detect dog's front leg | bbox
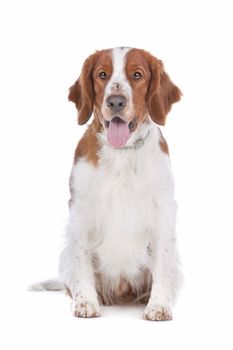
[144,199,179,321]
[60,210,100,318]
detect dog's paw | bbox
[143,304,172,321]
[72,299,101,318]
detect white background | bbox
[0,0,233,349]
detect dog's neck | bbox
[97,119,152,151]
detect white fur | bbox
[101,47,134,122]
[34,47,182,321]
[105,47,132,95]
[59,120,182,319]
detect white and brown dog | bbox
[34,47,183,321]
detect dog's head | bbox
[69,47,182,148]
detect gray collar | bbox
[124,130,150,150]
[98,130,150,150]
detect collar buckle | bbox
[133,137,145,149]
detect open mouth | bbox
[104,117,137,148]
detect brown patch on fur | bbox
[68,50,112,125]
[144,50,182,125]
[116,278,131,297]
[92,51,113,121]
[74,118,102,166]
[65,285,72,299]
[159,138,169,155]
[125,49,151,127]
[125,49,182,126]
[94,270,152,305]
[158,128,169,155]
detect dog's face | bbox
[69,47,181,148]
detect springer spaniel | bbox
[35,47,183,321]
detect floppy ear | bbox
[147,57,182,125]
[68,52,100,125]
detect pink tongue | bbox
[107,117,130,148]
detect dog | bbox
[33,47,183,321]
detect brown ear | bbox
[68,52,100,125]
[147,57,182,125]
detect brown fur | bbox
[159,139,169,155]
[159,136,169,156]
[68,50,107,125]
[69,48,181,166]
[158,128,169,155]
[125,49,151,127]
[74,118,102,165]
[141,49,182,126]
[65,285,72,298]
[92,50,113,114]
[116,278,131,297]
[125,49,182,126]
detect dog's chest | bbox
[94,145,154,225]
[89,146,157,277]
[71,128,171,279]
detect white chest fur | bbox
[69,123,174,287]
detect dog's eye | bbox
[133,72,142,80]
[99,71,107,79]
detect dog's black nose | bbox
[106,95,127,113]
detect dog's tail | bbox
[29,278,65,292]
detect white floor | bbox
[1,286,231,350]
